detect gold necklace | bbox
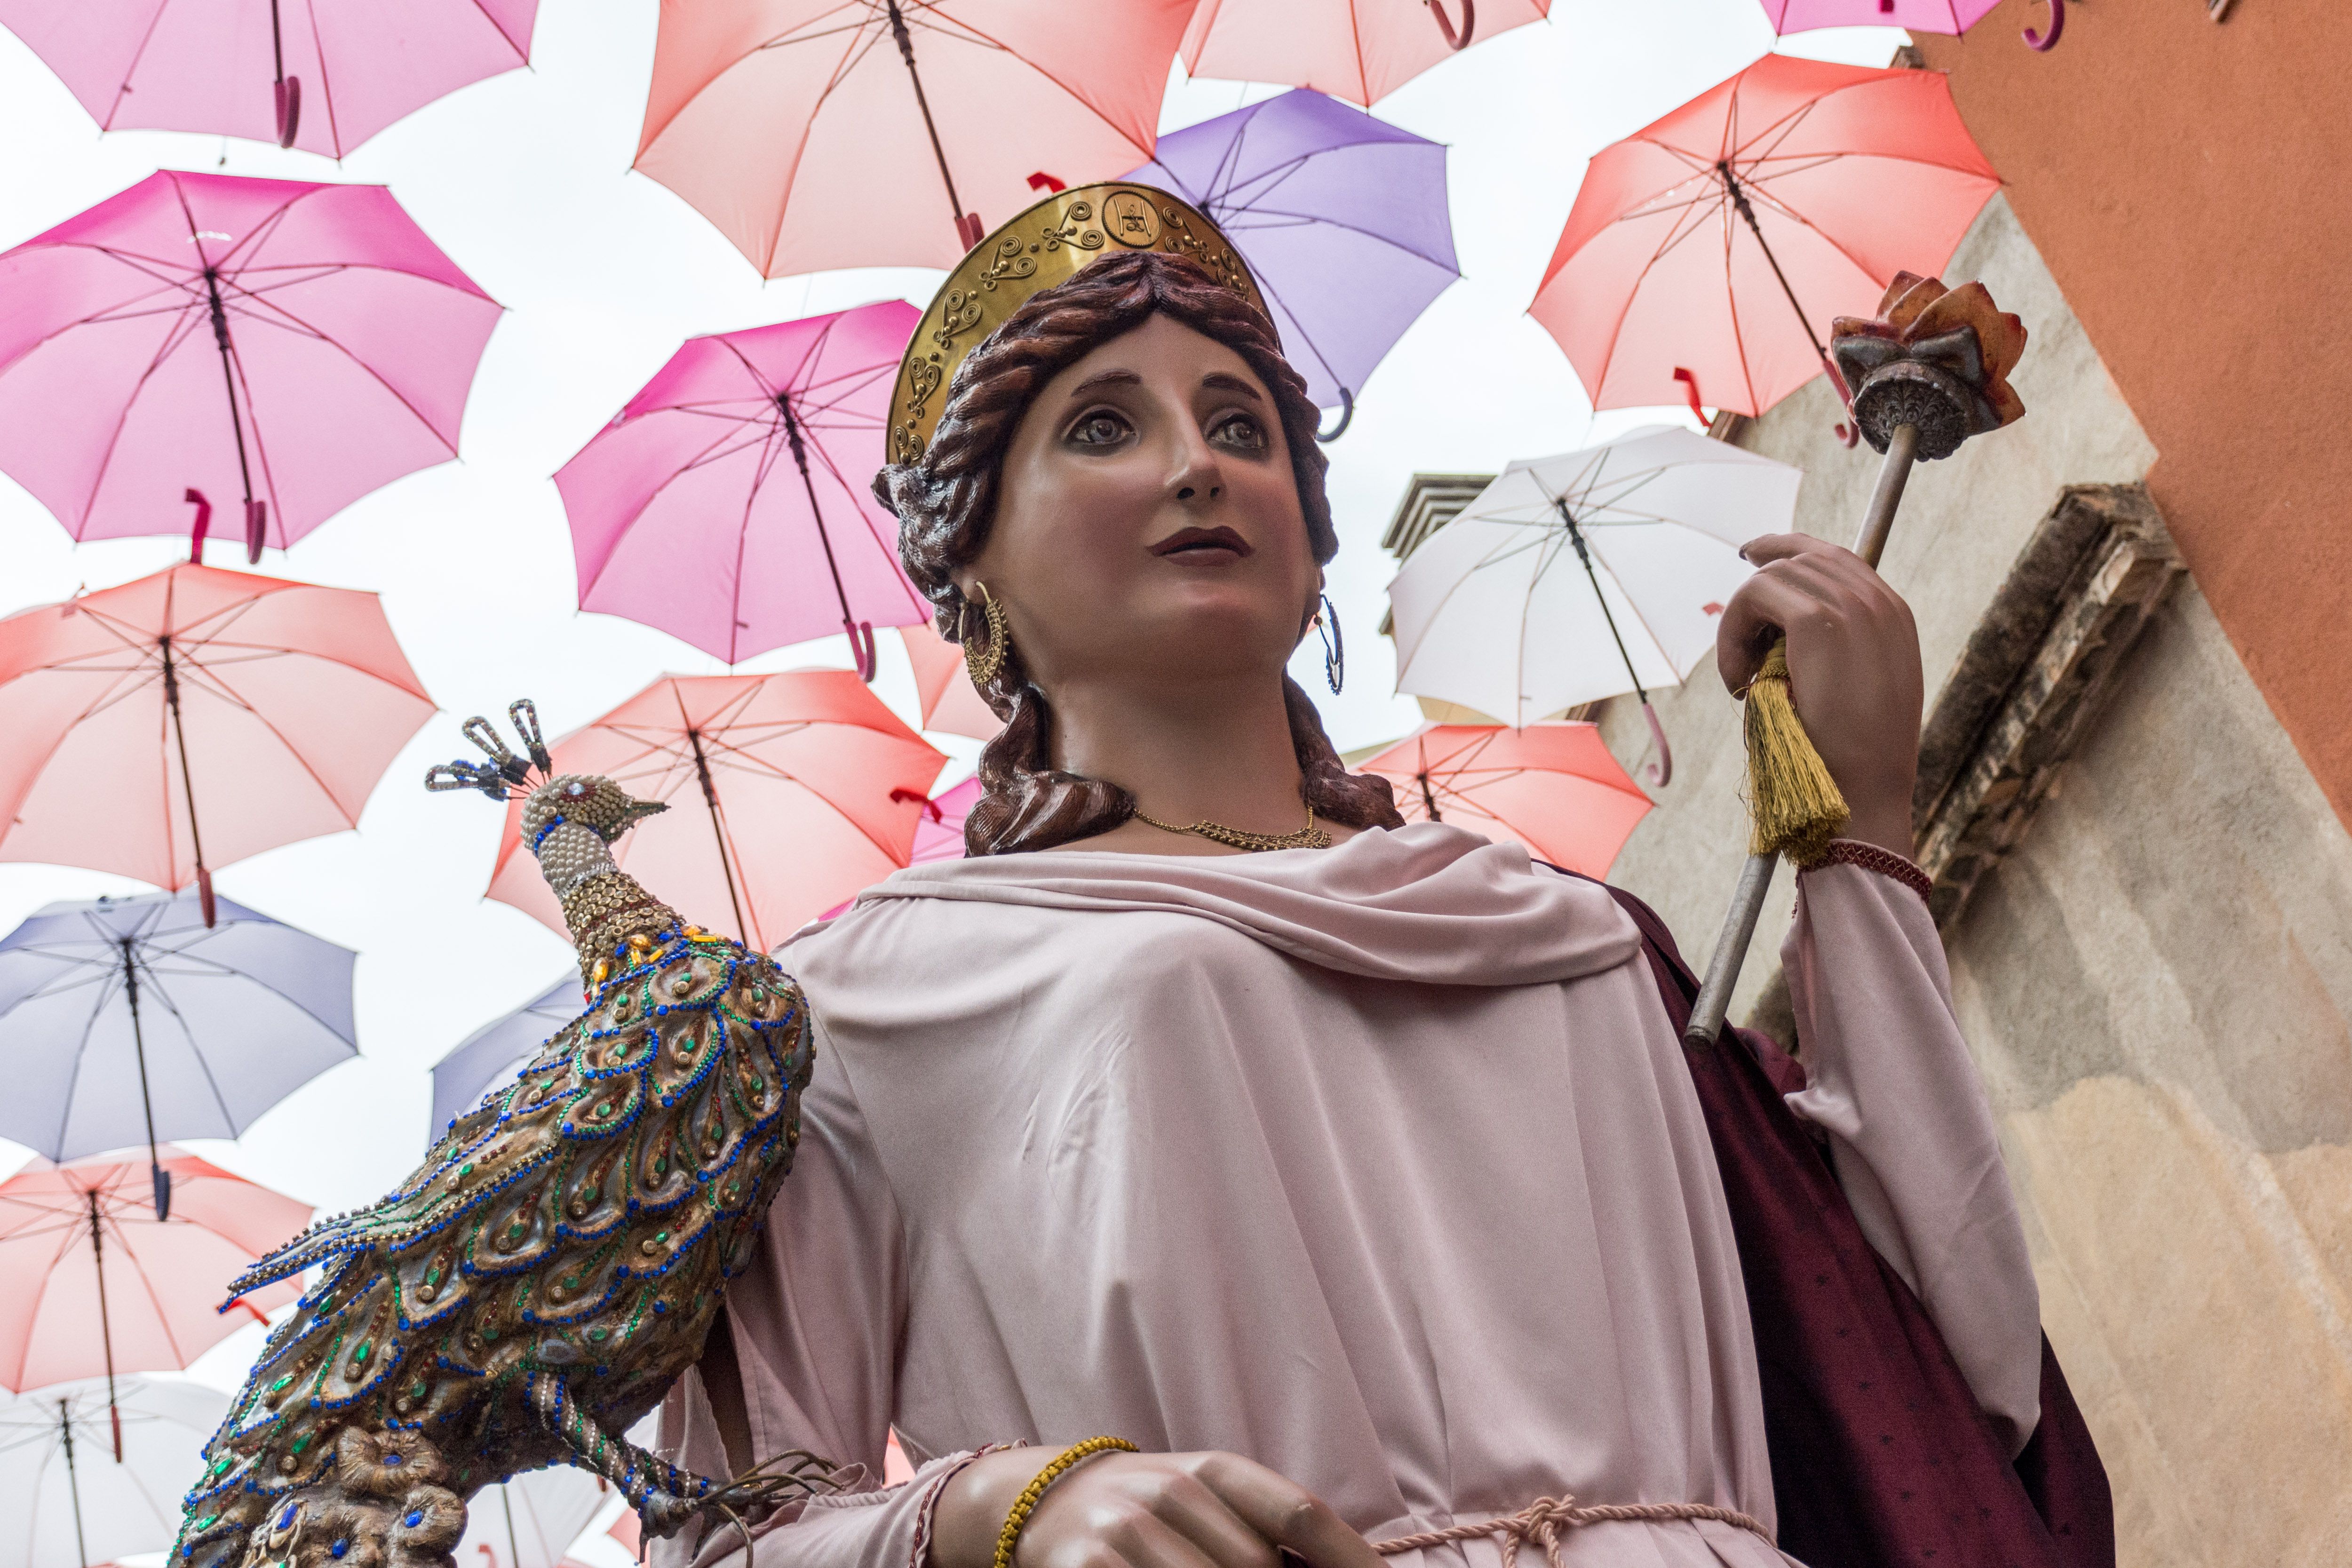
[1131,801,1332,852]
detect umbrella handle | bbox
[846,619,878,682]
[1315,388,1355,444]
[1673,368,1707,427]
[1426,0,1476,50]
[197,867,216,929]
[244,499,268,563]
[275,76,301,146]
[184,489,212,563]
[2024,0,2064,49]
[1640,700,1673,789]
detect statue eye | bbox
[1068,411,1129,447]
[1211,414,1265,451]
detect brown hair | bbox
[874,250,1402,855]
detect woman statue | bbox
[644,193,2103,1568]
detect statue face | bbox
[959,313,1319,697]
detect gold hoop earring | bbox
[960,582,1009,688]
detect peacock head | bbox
[523,774,667,844]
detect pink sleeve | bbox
[653,1029,976,1568]
[1779,850,2043,1455]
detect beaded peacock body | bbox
[175,704,831,1568]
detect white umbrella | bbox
[458,1417,653,1568]
[0,1376,227,1568]
[1387,426,1802,781]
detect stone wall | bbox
[1597,196,2352,1562]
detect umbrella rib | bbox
[135,957,274,1132]
[923,8,1159,159]
[57,300,209,533]
[212,276,467,459]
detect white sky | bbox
[0,0,1898,1434]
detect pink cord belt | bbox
[1371,1495,1775,1568]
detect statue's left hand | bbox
[1715,532,1923,859]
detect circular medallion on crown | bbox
[1102,190,1160,247]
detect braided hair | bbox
[874,250,1402,856]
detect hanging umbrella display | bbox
[556,302,930,674]
[1386,426,1801,759]
[0,1150,309,1457]
[1180,0,1550,107]
[428,973,579,1136]
[457,1461,612,1568]
[1123,88,1459,434]
[0,170,501,560]
[1757,0,2062,50]
[1357,723,1652,877]
[480,674,945,953]
[634,0,1195,275]
[0,0,536,155]
[0,1376,229,1568]
[899,621,1002,740]
[1530,55,1998,423]
[0,563,435,923]
[0,889,356,1222]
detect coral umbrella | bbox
[899,621,1001,740]
[0,0,535,156]
[0,1150,310,1458]
[0,888,357,1219]
[0,562,437,922]
[1531,55,1998,420]
[1124,88,1459,428]
[633,0,1196,276]
[427,972,578,1136]
[556,302,930,672]
[818,775,976,919]
[484,674,946,953]
[0,1376,230,1568]
[1358,723,1652,877]
[0,171,501,558]
[1181,0,1549,107]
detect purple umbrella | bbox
[1126,88,1460,438]
[0,0,537,155]
[428,972,577,1138]
[0,889,357,1220]
[556,301,931,673]
[0,170,501,561]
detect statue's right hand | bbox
[932,1449,1386,1568]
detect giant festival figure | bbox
[175,187,2111,1568]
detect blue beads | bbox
[383,1450,404,1465]
[278,1505,298,1530]
[404,1512,424,1529]
[331,1541,350,1559]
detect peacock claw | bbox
[683,1450,846,1555]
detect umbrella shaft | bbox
[121,941,164,1169]
[86,1193,122,1462]
[61,1401,88,1568]
[1682,424,1919,1046]
[781,401,860,635]
[160,642,212,876]
[1561,512,1648,706]
[1717,164,1841,391]
[201,273,259,509]
[686,731,753,946]
[886,0,969,227]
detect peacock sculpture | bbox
[175,702,833,1568]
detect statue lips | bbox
[1148,525,1254,564]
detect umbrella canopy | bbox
[0,563,436,915]
[913,775,981,864]
[0,1376,229,1568]
[0,170,501,557]
[1387,426,1800,730]
[486,673,946,953]
[1531,55,1999,418]
[0,1149,309,1399]
[1757,0,1999,33]
[0,889,356,1217]
[0,0,535,157]
[1357,723,1651,878]
[1124,88,1459,422]
[428,974,578,1136]
[899,622,1001,741]
[1180,0,1550,107]
[457,1463,611,1568]
[556,302,930,670]
[635,0,1195,276]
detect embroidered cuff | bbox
[1808,839,1933,906]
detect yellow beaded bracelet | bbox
[991,1437,1139,1568]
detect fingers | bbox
[1186,1454,1387,1568]
[1715,534,1911,695]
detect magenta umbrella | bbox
[1757,1,2062,49]
[556,302,930,673]
[0,170,501,561]
[0,0,536,154]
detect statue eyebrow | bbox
[1200,372,1264,403]
[1066,369,1141,399]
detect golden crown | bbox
[888,182,1269,467]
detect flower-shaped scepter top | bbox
[1829,272,2027,460]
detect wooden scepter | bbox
[1683,272,2029,1047]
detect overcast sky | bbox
[0,0,1899,1420]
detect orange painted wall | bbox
[1917,0,2352,825]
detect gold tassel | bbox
[1742,639,1847,868]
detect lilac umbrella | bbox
[556,301,930,672]
[1125,88,1459,437]
[0,171,501,560]
[427,973,577,1138]
[0,0,536,155]
[0,889,357,1219]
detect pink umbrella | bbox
[0,1148,310,1457]
[0,563,436,923]
[0,170,501,560]
[1180,0,1550,108]
[1356,723,1652,878]
[634,0,1195,275]
[485,673,946,952]
[899,621,1002,740]
[0,0,537,155]
[556,303,930,673]
[1757,0,2062,50]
